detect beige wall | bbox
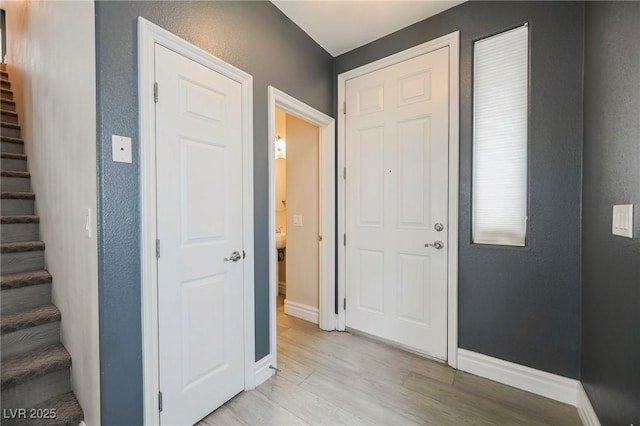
[3,1,100,424]
[285,114,319,310]
[275,109,287,285]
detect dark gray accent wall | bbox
[335,1,584,378]
[582,2,640,424]
[95,2,332,424]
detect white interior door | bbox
[345,47,450,360]
[155,43,244,425]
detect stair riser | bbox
[0,223,39,243]
[1,101,16,112]
[0,250,44,275]
[1,322,59,361]
[1,112,19,124]
[1,126,20,138]
[0,369,71,410]
[0,177,30,192]
[1,141,24,153]
[0,81,9,90]
[1,283,52,315]
[1,199,34,215]
[1,90,13,101]
[0,158,27,171]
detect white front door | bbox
[155,43,245,425]
[345,47,450,360]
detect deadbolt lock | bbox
[434,223,444,232]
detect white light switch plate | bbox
[293,215,303,227]
[112,135,132,163]
[612,204,633,238]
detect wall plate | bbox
[612,204,633,238]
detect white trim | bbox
[278,281,286,296]
[457,349,578,406]
[336,31,460,368]
[576,382,601,426]
[284,299,319,324]
[138,17,255,426]
[254,355,275,388]
[268,86,336,371]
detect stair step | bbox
[2,320,59,362]
[0,176,30,191]
[1,198,34,215]
[0,344,72,409]
[0,78,10,89]
[1,191,36,200]
[1,120,21,138]
[1,170,29,178]
[1,135,24,154]
[1,97,16,112]
[1,108,19,124]
[1,392,85,426]
[1,303,59,334]
[1,270,53,290]
[0,241,44,274]
[1,151,27,171]
[0,69,8,78]
[0,216,40,243]
[1,87,13,100]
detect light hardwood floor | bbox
[199,297,581,425]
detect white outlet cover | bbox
[612,204,633,238]
[112,135,133,163]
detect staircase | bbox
[1,64,84,425]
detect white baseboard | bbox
[278,281,286,295]
[457,349,578,406]
[576,382,601,426]
[284,299,319,324]
[254,355,274,387]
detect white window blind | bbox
[473,25,529,246]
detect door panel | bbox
[345,47,449,359]
[155,43,244,425]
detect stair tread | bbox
[25,392,84,426]
[1,170,30,178]
[0,343,70,387]
[0,97,15,104]
[1,191,36,200]
[1,270,52,290]
[1,109,18,116]
[1,215,40,224]
[1,151,27,160]
[0,241,45,253]
[1,304,60,335]
[1,135,24,143]
[1,121,20,129]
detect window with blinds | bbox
[472,25,529,246]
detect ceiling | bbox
[270,1,465,57]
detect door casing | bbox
[266,87,336,381]
[138,17,255,425]
[337,31,460,368]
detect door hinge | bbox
[343,233,346,246]
[156,239,160,258]
[343,298,346,310]
[319,235,323,242]
[343,167,346,180]
[343,101,346,115]
[158,391,163,412]
[154,82,159,103]
[243,250,246,259]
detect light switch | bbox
[612,204,633,238]
[112,135,132,163]
[293,214,303,227]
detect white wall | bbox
[3,1,100,424]
[285,114,319,311]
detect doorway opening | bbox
[266,87,335,380]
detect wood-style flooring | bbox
[199,297,581,425]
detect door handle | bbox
[425,241,444,250]
[224,251,242,262]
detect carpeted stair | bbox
[1,64,84,425]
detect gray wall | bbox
[95,2,332,424]
[335,1,584,378]
[582,2,640,424]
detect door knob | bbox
[224,251,242,262]
[425,241,444,250]
[434,222,444,232]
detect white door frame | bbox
[337,31,460,369]
[267,86,336,370]
[138,17,255,425]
